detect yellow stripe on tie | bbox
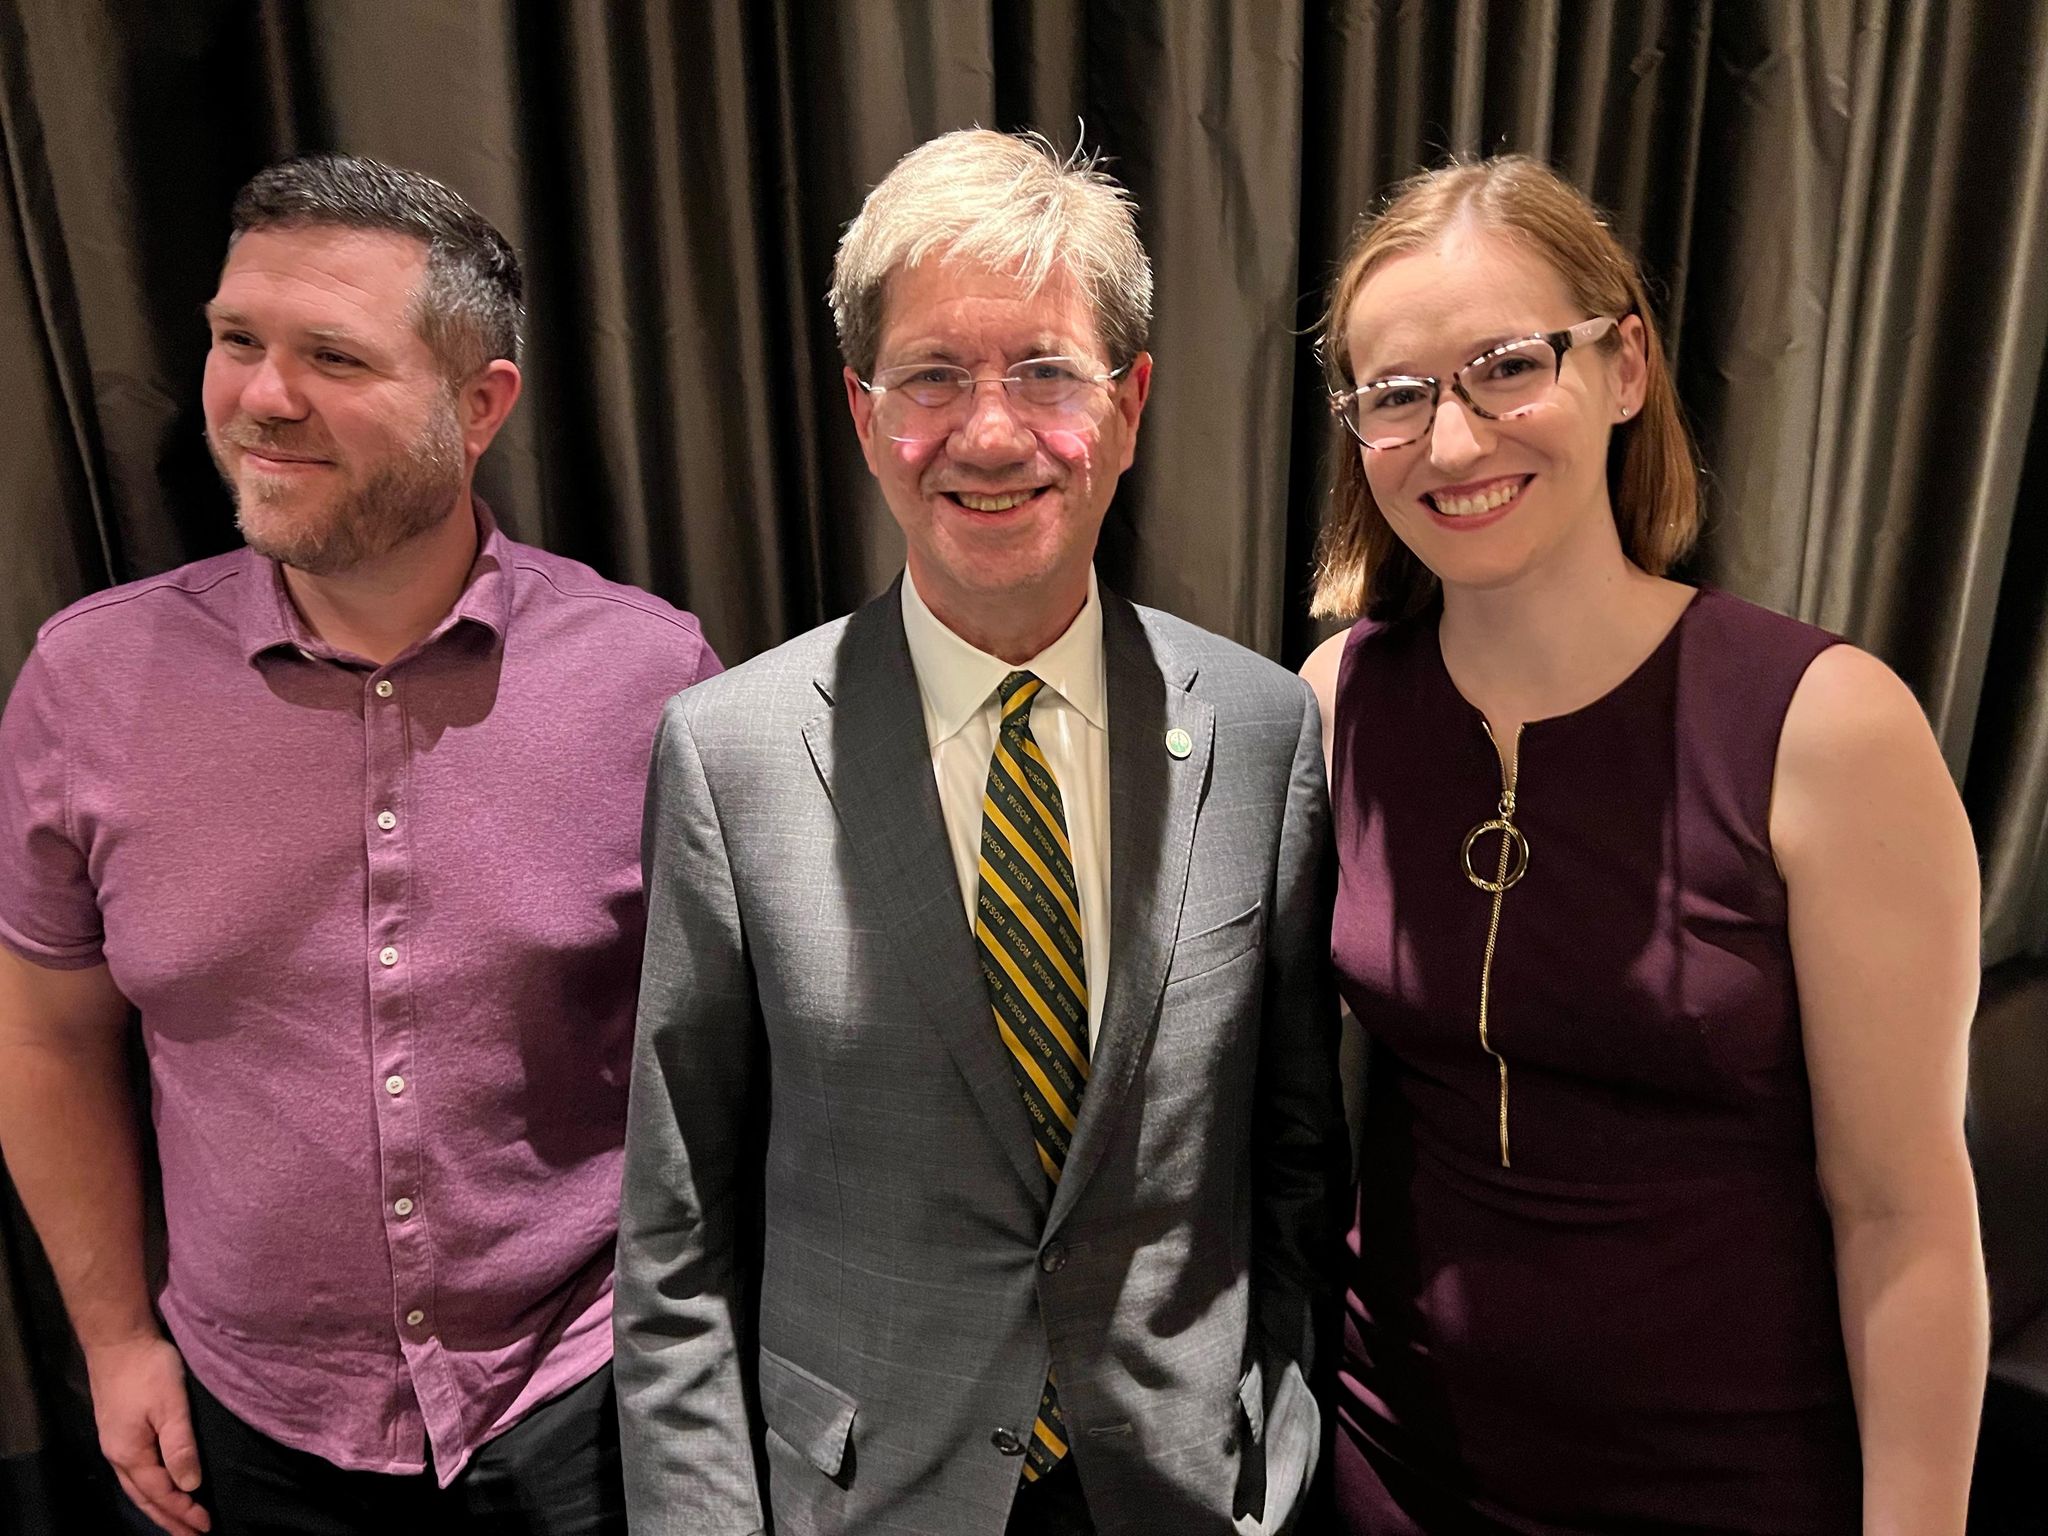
[1032,1417,1070,1458]
[982,791,1080,915]
[977,857,1086,1008]
[1036,1142,1061,1181]
[983,800,1083,932]
[995,740,1071,859]
[1021,735,1058,780]
[1002,679,1043,721]
[978,933,1089,1097]
[992,1012,1078,1132]
[978,922,1089,1092]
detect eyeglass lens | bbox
[872,359,1105,437]
[1346,336,1562,449]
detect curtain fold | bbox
[2,1,2044,1521]
[0,1230,37,1460]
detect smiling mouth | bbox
[1425,476,1530,518]
[946,489,1045,512]
[244,448,332,468]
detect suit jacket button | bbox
[1040,1242,1066,1273]
[991,1427,1026,1456]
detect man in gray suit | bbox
[614,129,1347,1536]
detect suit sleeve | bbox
[615,692,768,1536]
[1252,680,1350,1386]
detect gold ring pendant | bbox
[1461,819,1530,893]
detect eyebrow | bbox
[1360,329,1545,380]
[883,339,1077,368]
[895,344,969,367]
[303,325,374,347]
[200,305,376,351]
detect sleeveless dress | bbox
[1330,588,1862,1534]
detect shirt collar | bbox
[236,497,513,666]
[899,565,1108,745]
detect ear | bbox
[1612,314,1649,422]
[1111,352,1153,473]
[845,366,883,477]
[459,360,522,460]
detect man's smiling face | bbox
[846,256,1149,649]
[202,224,467,576]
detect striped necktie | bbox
[975,670,1088,1483]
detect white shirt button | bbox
[405,1309,425,1327]
[385,1075,405,1095]
[379,947,398,967]
[374,680,395,698]
[376,810,397,831]
[393,1197,414,1217]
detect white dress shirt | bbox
[900,567,1112,1049]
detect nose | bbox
[951,380,1036,462]
[238,350,308,422]
[1428,394,1487,475]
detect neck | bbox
[281,494,481,666]
[1436,510,1691,731]
[914,565,1088,666]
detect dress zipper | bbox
[1466,721,1528,1168]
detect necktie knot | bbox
[997,670,1045,727]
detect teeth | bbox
[954,490,1037,512]
[1434,480,1521,518]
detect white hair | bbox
[828,128,1153,378]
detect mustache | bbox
[214,419,337,458]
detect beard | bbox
[211,394,468,577]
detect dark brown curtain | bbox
[3,0,2045,1523]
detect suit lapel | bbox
[1049,595,1212,1233]
[800,586,1046,1205]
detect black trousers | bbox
[183,1361,625,1536]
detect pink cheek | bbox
[891,433,948,469]
[200,370,235,418]
[1039,427,1094,470]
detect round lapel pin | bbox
[1164,727,1193,759]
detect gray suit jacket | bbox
[615,584,1346,1536]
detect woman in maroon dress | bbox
[1299,157,1985,1533]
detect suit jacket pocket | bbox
[759,1346,857,1478]
[1166,902,1264,989]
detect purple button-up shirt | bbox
[0,505,719,1481]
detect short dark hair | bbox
[229,154,524,379]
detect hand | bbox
[83,1333,211,1536]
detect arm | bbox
[0,947,207,1536]
[614,695,768,1536]
[1772,646,1987,1536]
[1298,631,1346,786]
[1251,681,1349,1386]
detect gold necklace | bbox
[1461,722,1528,1167]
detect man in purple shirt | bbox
[0,156,718,1535]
